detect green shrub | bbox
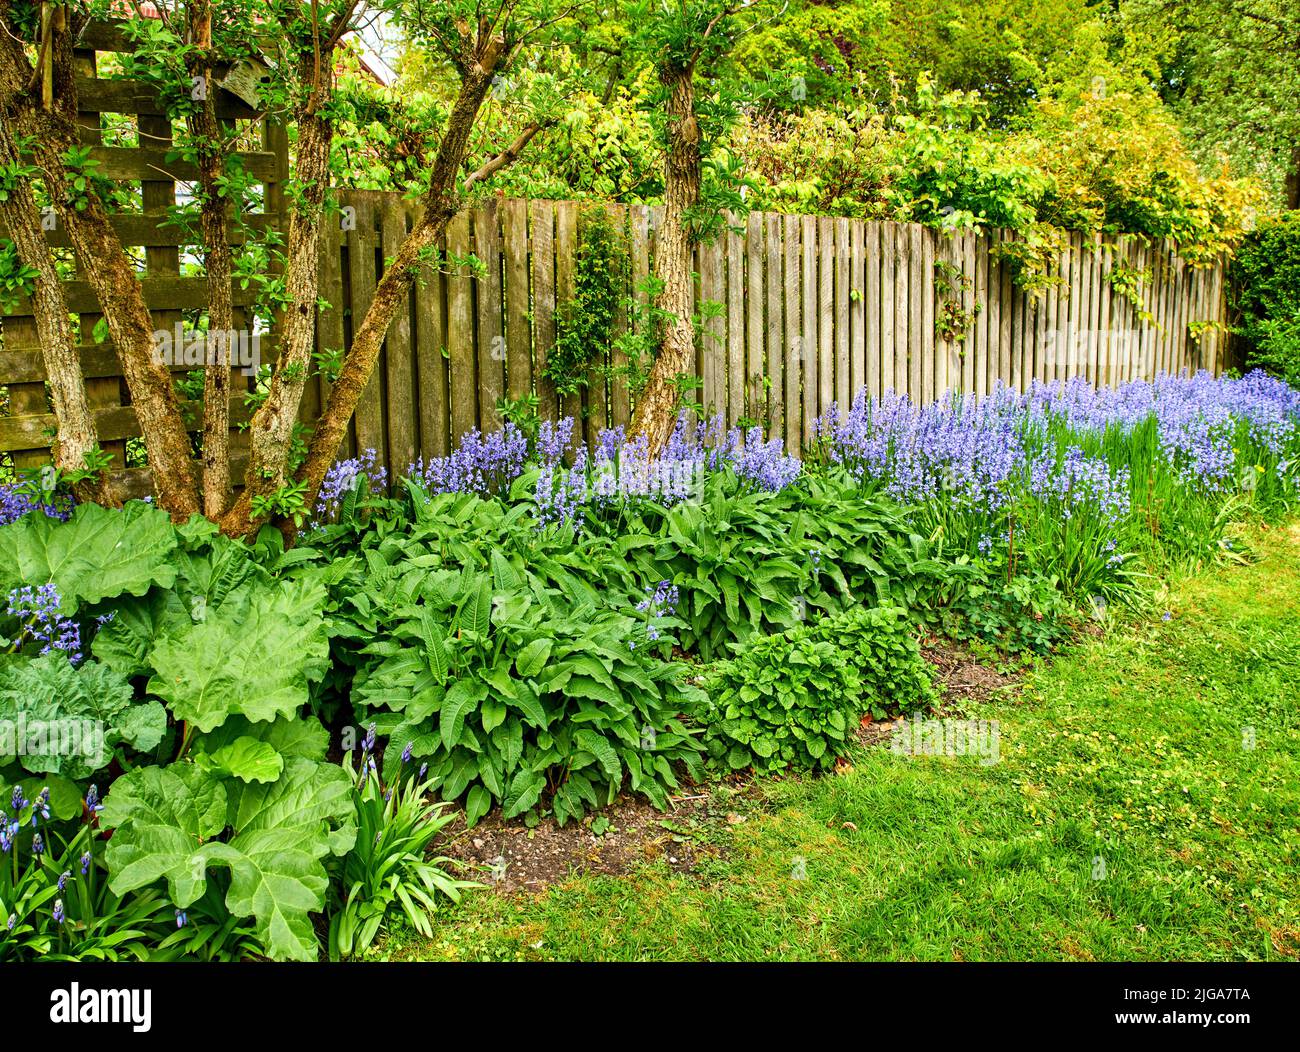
[938,570,1078,656]
[347,554,705,827]
[700,605,936,774]
[1231,213,1300,387]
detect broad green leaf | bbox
[574,729,621,780]
[90,587,188,677]
[147,578,329,733]
[0,501,177,608]
[439,678,487,749]
[515,638,552,678]
[105,758,355,962]
[197,737,285,783]
[0,652,166,779]
[102,764,229,907]
[502,767,545,819]
[465,785,492,826]
[196,713,329,763]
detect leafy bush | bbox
[1231,212,1300,387]
[102,718,357,962]
[700,606,936,774]
[938,569,1078,656]
[327,743,475,960]
[349,558,704,827]
[0,653,166,780]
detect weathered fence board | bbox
[3,193,1235,490]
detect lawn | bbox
[385,521,1300,962]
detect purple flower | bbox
[311,448,389,528]
[411,423,530,498]
[0,482,74,526]
[5,583,82,663]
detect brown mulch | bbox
[437,784,764,895]
[921,637,1018,707]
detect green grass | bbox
[383,522,1300,962]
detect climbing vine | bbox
[547,206,632,396]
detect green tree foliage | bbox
[1231,213,1300,385]
[1126,0,1300,208]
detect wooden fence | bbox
[0,19,288,496]
[321,192,1231,484]
[0,21,1231,494]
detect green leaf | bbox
[440,678,487,749]
[196,714,329,763]
[0,501,177,608]
[104,758,356,962]
[102,764,229,907]
[465,785,492,826]
[90,588,188,677]
[0,652,166,778]
[197,737,285,783]
[147,578,329,733]
[502,767,545,819]
[515,638,553,678]
[574,729,621,780]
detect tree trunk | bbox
[218,55,335,538]
[0,11,198,517]
[295,63,499,518]
[27,122,201,520]
[630,65,701,458]
[0,128,115,506]
[188,0,233,518]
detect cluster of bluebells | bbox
[817,387,1033,514]
[410,421,530,498]
[0,483,74,527]
[1020,371,1300,493]
[633,580,679,647]
[815,370,1300,526]
[312,408,807,537]
[535,423,587,535]
[540,411,802,530]
[1027,446,1132,525]
[5,583,82,663]
[310,448,388,529]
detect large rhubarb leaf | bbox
[100,764,229,907]
[146,578,329,733]
[90,587,189,678]
[0,501,177,608]
[104,757,356,962]
[0,652,166,778]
